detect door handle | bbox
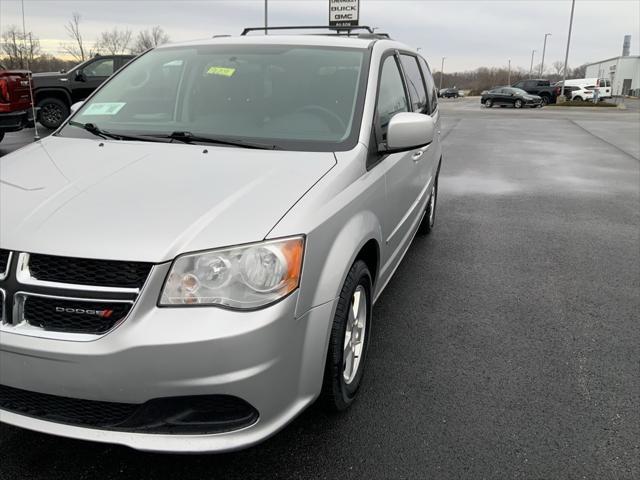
[412,150,424,162]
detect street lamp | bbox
[560,0,576,98]
[264,0,268,34]
[20,0,39,140]
[529,49,536,78]
[540,33,552,76]
[439,56,446,92]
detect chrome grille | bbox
[18,293,133,334]
[0,249,11,280]
[0,250,152,338]
[27,253,151,289]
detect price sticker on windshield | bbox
[83,102,126,115]
[207,66,236,77]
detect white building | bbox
[584,56,640,96]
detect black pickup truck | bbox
[32,54,134,129]
[510,79,560,105]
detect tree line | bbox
[434,63,589,95]
[1,12,169,71]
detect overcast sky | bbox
[1,0,639,72]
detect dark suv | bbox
[33,55,134,129]
[510,79,558,105]
[440,88,460,98]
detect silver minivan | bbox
[0,27,442,452]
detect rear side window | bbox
[376,55,409,142]
[399,54,427,113]
[418,57,437,114]
[537,80,550,86]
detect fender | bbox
[296,209,383,317]
[34,87,72,105]
[293,211,382,400]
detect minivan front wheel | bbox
[320,260,372,411]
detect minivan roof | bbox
[160,34,378,50]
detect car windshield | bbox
[59,44,369,151]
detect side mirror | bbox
[75,70,87,82]
[385,112,435,152]
[70,101,84,115]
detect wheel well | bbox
[355,239,380,286]
[35,90,70,106]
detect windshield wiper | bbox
[144,131,279,150]
[68,121,169,143]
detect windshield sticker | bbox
[207,66,236,77]
[83,102,126,115]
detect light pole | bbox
[21,0,39,140]
[508,59,511,85]
[560,0,576,98]
[439,56,446,92]
[540,33,552,76]
[264,0,268,34]
[529,49,536,78]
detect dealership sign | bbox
[329,0,360,26]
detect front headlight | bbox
[159,236,304,309]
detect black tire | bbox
[418,167,439,235]
[514,99,523,109]
[320,260,372,412]
[574,96,583,102]
[540,95,550,105]
[38,97,69,129]
[485,99,493,108]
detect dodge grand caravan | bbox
[0,26,443,452]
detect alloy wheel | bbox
[343,285,367,385]
[41,104,63,125]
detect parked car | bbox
[481,87,543,108]
[511,79,558,105]
[0,27,443,453]
[562,85,595,101]
[0,63,35,142]
[440,88,460,98]
[557,78,612,99]
[32,54,134,129]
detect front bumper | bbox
[0,265,337,452]
[0,108,36,132]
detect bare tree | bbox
[1,25,41,69]
[61,12,94,62]
[96,27,132,55]
[132,26,170,53]
[571,63,588,79]
[552,61,565,76]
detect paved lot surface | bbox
[1,98,639,479]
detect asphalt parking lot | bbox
[1,98,638,479]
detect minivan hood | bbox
[1,137,335,262]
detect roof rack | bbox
[240,25,390,39]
